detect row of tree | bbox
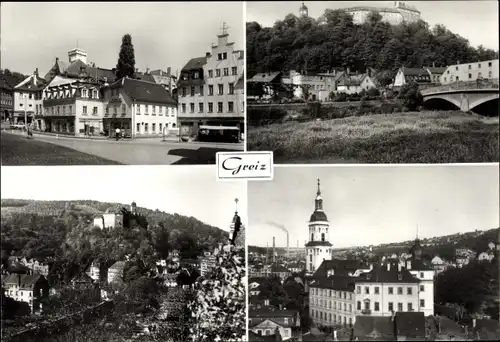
[247,10,499,83]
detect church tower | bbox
[299,2,308,17]
[305,179,332,275]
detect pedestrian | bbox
[115,127,120,141]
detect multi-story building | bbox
[177,27,244,137]
[103,77,178,138]
[2,274,49,313]
[283,70,345,101]
[344,1,420,25]
[12,70,46,126]
[306,179,333,275]
[393,67,432,88]
[0,74,15,121]
[440,59,499,85]
[200,253,217,277]
[425,66,447,84]
[249,309,301,340]
[309,275,357,327]
[336,73,377,94]
[93,209,123,230]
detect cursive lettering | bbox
[221,157,267,176]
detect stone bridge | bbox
[421,79,499,112]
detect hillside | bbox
[1,199,229,262]
[249,228,499,261]
[247,10,498,84]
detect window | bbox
[136,104,140,114]
[489,71,492,77]
[469,73,472,79]
[144,123,148,133]
[420,299,425,308]
[420,272,424,278]
[374,287,380,294]
[145,105,149,114]
[93,106,98,115]
[229,83,234,95]
[356,286,361,294]
[83,106,87,114]
[388,287,393,295]
[208,102,213,113]
[407,287,412,295]
[190,86,195,96]
[364,301,370,311]
[420,285,424,292]
[190,103,195,113]
[223,68,229,76]
[199,85,204,96]
[357,301,361,310]
[232,66,237,75]
[365,287,369,294]
[388,302,394,312]
[217,102,223,113]
[182,87,186,97]
[208,70,213,78]
[408,303,413,311]
[397,287,403,295]
[208,85,214,96]
[122,104,126,113]
[218,84,224,95]
[181,104,186,113]
[374,302,380,311]
[216,69,221,77]
[193,72,200,79]
[478,63,481,68]
[469,65,472,70]
[82,89,88,97]
[199,103,204,113]
[455,66,459,71]
[397,303,403,312]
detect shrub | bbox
[398,81,423,111]
[366,87,381,97]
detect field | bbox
[247,111,499,163]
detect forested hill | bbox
[1,198,229,262]
[247,10,499,84]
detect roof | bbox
[309,275,356,291]
[14,74,46,91]
[408,258,433,271]
[235,73,244,89]
[249,309,298,319]
[338,74,368,86]
[305,241,333,247]
[0,74,16,90]
[400,67,430,77]
[181,57,207,72]
[395,312,425,338]
[356,263,419,283]
[248,72,282,84]
[71,273,94,284]
[313,259,367,278]
[2,274,44,290]
[354,316,396,340]
[271,264,291,273]
[345,6,400,14]
[110,77,177,105]
[136,73,156,83]
[426,67,447,74]
[309,210,328,222]
[109,261,126,271]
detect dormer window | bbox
[82,89,88,98]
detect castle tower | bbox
[130,201,137,215]
[305,179,332,275]
[299,2,308,17]
[68,48,88,64]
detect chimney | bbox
[34,68,39,76]
[387,263,390,271]
[287,233,289,260]
[167,67,171,77]
[273,237,276,263]
[406,260,412,270]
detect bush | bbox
[247,107,288,126]
[398,82,423,111]
[366,87,380,97]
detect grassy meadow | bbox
[247,111,499,163]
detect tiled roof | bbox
[401,67,430,77]
[249,309,298,319]
[181,57,207,71]
[354,316,396,340]
[0,74,16,90]
[357,264,419,283]
[408,258,433,271]
[136,74,156,83]
[309,210,328,222]
[395,312,425,338]
[313,259,367,278]
[310,275,356,291]
[248,72,282,84]
[2,274,44,290]
[338,74,368,86]
[71,273,94,284]
[110,77,177,105]
[426,67,447,74]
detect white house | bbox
[336,74,377,94]
[440,59,499,85]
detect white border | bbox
[216,151,274,181]
[243,2,249,340]
[243,0,248,154]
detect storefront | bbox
[102,117,131,138]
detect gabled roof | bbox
[109,261,126,271]
[357,264,419,283]
[395,312,425,338]
[14,74,46,91]
[426,67,447,74]
[248,72,282,84]
[310,275,356,291]
[181,57,207,72]
[313,259,367,278]
[354,316,396,340]
[338,74,369,86]
[110,77,176,105]
[2,274,44,290]
[400,67,430,77]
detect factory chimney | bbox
[273,237,276,263]
[287,232,289,260]
[266,242,269,263]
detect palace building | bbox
[344,1,420,25]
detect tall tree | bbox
[116,34,136,79]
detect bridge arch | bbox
[468,93,499,111]
[423,94,461,110]
[422,97,460,111]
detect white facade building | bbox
[440,59,499,85]
[345,1,420,25]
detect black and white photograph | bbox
[246,1,499,164]
[247,165,500,340]
[0,1,244,166]
[0,166,246,342]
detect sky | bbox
[247,1,499,51]
[248,165,500,249]
[1,166,247,232]
[0,2,244,76]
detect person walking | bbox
[115,127,121,141]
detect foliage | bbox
[116,34,136,79]
[247,11,498,77]
[0,69,29,88]
[398,81,423,110]
[435,260,499,318]
[188,245,246,341]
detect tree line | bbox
[247,10,499,84]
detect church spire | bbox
[315,178,323,211]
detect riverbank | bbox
[247,110,499,163]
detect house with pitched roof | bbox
[249,309,301,340]
[425,65,447,84]
[392,67,432,88]
[12,69,46,126]
[177,28,244,138]
[353,315,396,340]
[1,74,15,121]
[336,73,377,94]
[2,274,49,313]
[102,77,178,138]
[247,71,285,100]
[394,312,426,341]
[271,264,292,283]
